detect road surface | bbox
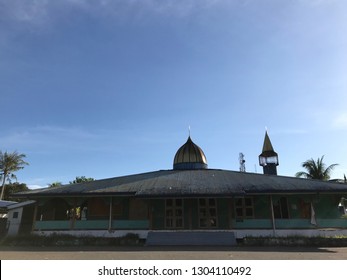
[1,245,347,259]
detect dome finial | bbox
[188,125,191,137]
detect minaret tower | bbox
[259,130,279,175]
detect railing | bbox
[34,218,347,231]
[275,219,347,228]
[232,218,347,229]
[34,219,149,231]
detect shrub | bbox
[0,233,142,247]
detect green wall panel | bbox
[112,220,149,229]
[35,221,71,230]
[74,220,108,229]
[152,200,165,229]
[253,196,271,218]
[217,198,229,229]
[232,219,272,229]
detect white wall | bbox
[7,208,23,236]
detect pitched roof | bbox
[14,169,347,198]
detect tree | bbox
[0,151,29,200]
[69,176,95,184]
[48,176,95,188]
[48,182,62,188]
[1,182,29,202]
[295,155,338,180]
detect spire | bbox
[259,130,279,175]
[262,131,275,154]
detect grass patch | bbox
[242,236,347,247]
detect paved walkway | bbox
[1,246,347,259]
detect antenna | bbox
[239,153,246,172]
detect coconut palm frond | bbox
[0,151,29,200]
[296,155,338,181]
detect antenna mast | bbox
[239,153,246,172]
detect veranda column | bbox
[148,200,153,230]
[270,195,276,236]
[31,202,38,232]
[108,197,113,231]
[70,198,77,230]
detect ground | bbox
[1,246,347,260]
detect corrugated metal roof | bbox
[0,200,17,208]
[14,169,347,198]
[7,200,35,210]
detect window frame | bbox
[165,199,184,229]
[234,197,254,220]
[198,198,218,228]
[273,197,290,219]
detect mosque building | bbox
[12,131,347,244]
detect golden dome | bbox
[173,136,208,170]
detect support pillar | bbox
[108,197,113,231]
[31,203,38,232]
[270,195,276,237]
[70,198,77,230]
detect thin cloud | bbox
[275,129,308,135]
[0,125,101,153]
[27,184,48,190]
[0,125,137,155]
[0,0,338,25]
[0,0,227,25]
[0,0,49,24]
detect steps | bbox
[145,231,237,246]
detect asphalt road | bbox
[1,246,347,260]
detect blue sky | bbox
[0,0,346,189]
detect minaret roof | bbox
[259,131,278,157]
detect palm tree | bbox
[295,155,338,180]
[0,151,29,200]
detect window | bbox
[112,201,123,217]
[199,198,217,228]
[235,197,254,219]
[273,197,289,219]
[299,200,311,219]
[12,212,19,219]
[165,199,183,228]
